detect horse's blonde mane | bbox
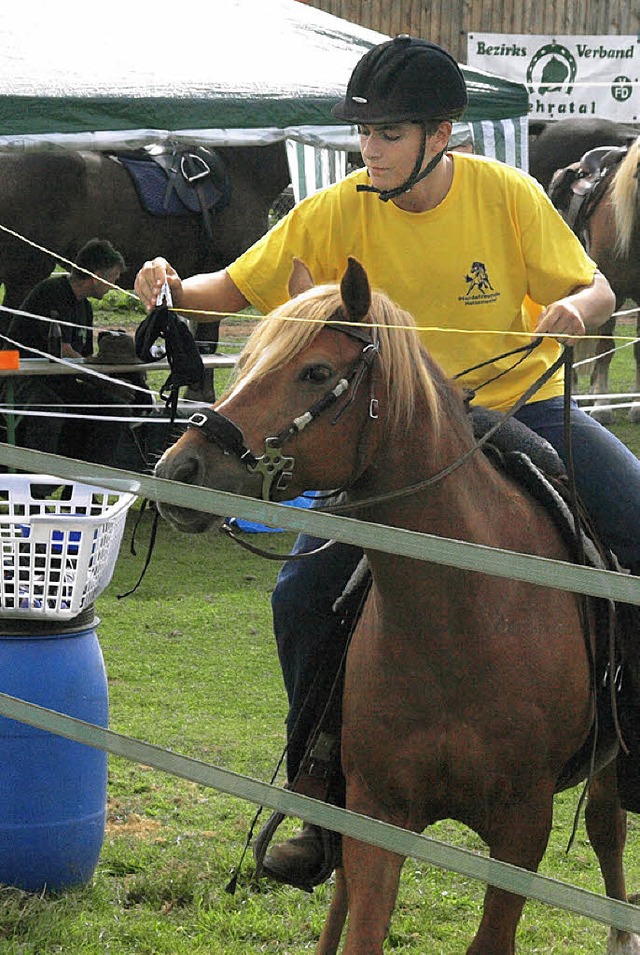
[611,136,640,257]
[231,283,442,431]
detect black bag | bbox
[135,304,204,418]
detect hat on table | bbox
[85,330,143,364]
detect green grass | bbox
[1,512,639,954]
[1,311,640,952]
[576,315,640,455]
[3,513,640,954]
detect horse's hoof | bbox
[607,929,640,954]
[589,405,615,426]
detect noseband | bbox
[187,324,380,501]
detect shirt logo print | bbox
[459,261,500,305]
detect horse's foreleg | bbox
[589,318,616,425]
[316,867,348,955]
[467,790,555,955]
[339,836,405,955]
[629,326,640,424]
[585,761,640,954]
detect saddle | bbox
[547,144,628,245]
[114,145,231,240]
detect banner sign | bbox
[467,34,638,123]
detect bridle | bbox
[187,325,569,513]
[186,321,380,502]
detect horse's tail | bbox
[611,136,640,258]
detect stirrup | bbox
[253,809,286,881]
[253,811,341,891]
[253,732,344,889]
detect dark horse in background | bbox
[528,120,640,423]
[545,135,640,423]
[155,257,639,953]
[529,118,638,191]
[0,144,290,397]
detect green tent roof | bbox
[0,0,528,148]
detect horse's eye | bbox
[300,365,332,384]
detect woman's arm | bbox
[134,258,249,321]
[534,270,616,346]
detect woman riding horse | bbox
[134,35,640,889]
[153,256,639,953]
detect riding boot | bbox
[260,823,330,890]
[256,543,369,889]
[254,729,344,889]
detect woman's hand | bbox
[134,257,183,312]
[534,272,615,347]
[534,298,586,347]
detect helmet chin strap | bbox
[356,126,446,202]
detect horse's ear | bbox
[288,258,315,297]
[341,257,371,323]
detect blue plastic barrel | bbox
[0,611,108,892]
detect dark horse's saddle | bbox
[547,143,629,244]
[114,145,231,239]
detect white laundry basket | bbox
[0,475,137,620]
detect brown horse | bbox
[155,258,638,953]
[550,137,640,424]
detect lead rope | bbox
[560,346,625,852]
[118,280,175,599]
[561,345,598,851]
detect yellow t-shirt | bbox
[227,153,597,412]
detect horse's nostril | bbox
[157,453,203,487]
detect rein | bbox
[209,334,566,559]
[322,341,568,514]
[199,330,567,552]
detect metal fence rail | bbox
[1,441,639,935]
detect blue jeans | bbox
[271,398,640,782]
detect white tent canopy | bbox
[0,0,529,199]
[0,0,387,151]
[0,1,528,146]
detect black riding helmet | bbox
[333,35,468,201]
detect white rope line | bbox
[579,402,640,413]
[3,292,636,373]
[574,392,640,401]
[0,221,638,336]
[0,328,219,425]
[0,406,184,425]
[0,329,155,396]
[3,402,160,410]
[1,221,639,383]
[2,309,638,414]
[0,223,138,299]
[573,336,639,369]
[1,301,98,337]
[1,216,639,336]
[0,301,243,353]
